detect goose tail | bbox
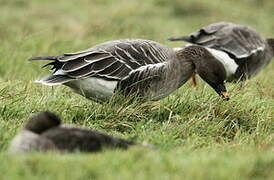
[35,75,73,86]
[168,35,191,42]
[28,56,59,61]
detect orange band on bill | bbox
[220,92,229,99]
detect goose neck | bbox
[170,50,196,87]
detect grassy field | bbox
[0,0,274,179]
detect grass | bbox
[0,0,274,179]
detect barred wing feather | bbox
[31,39,171,84]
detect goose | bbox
[9,111,138,153]
[29,38,230,102]
[169,22,274,83]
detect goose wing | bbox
[169,22,266,59]
[30,39,171,85]
[117,62,167,98]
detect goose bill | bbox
[220,92,230,100]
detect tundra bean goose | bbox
[29,39,230,101]
[169,22,274,82]
[9,111,139,153]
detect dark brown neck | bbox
[177,45,209,60]
[175,45,227,89]
[176,45,217,69]
[173,47,197,87]
[267,38,274,56]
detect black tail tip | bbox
[24,111,61,134]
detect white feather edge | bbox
[236,46,265,59]
[205,47,238,78]
[34,79,65,86]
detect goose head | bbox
[177,45,229,100]
[267,38,274,56]
[24,111,61,134]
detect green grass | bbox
[0,0,274,179]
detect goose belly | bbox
[205,47,238,79]
[65,77,118,101]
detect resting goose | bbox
[169,22,274,82]
[29,38,229,101]
[9,111,137,153]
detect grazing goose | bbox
[169,22,274,82]
[9,111,138,153]
[29,38,230,101]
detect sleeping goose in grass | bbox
[29,38,230,102]
[9,111,138,153]
[169,22,274,83]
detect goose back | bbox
[47,39,173,82]
[177,22,266,59]
[170,22,273,80]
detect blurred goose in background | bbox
[169,22,274,84]
[29,38,230,101]
[9,111,138,153]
